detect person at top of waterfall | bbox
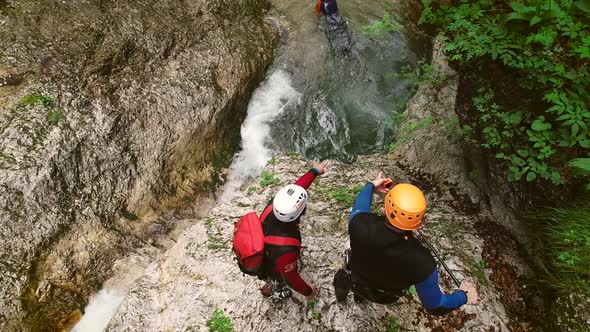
[333,172,478,314]
[259,160,331,302]
[315,0,339,20]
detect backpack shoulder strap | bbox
[260,204,274,222]
[264,236,301,247]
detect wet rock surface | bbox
[0,0,275,330]
[108,154,514,331]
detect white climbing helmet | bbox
[272,184,308,222]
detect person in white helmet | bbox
[259,160,330,302]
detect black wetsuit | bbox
[349,213,436,294]
[320,0,338,16]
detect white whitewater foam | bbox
[71,249,155,332]
[71,288,124,332]
[220,69,301,201]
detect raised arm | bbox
[293,160,330,189]
[349,172,390,222]
[349,183,374,222]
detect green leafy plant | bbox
[260,171,281,187]
[312,311,321,320]
[363,14,401,38]
[419,0,590,186]
[386,317,401,332]
[397,61,449,90]
[321,185,365,206]
[267,156,277,165]
[306,300,321,321]
[207,308,233,332]
[247,186,259,194]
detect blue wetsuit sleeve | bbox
[349,183,374,223]
[415,267,467,314]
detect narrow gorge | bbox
[1,0,588,331]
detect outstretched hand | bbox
[459,280,478,305]
[313,160,331,175]
[371,172,392,194]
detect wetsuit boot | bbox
[334,269,351,302]
[261,279,292,302]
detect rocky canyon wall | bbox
[0,0,276,329]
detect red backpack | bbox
[233,205,301,276]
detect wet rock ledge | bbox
[107,153,514,331]
[0,0,276,330]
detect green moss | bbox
[210,152,232,189]
[47,109,63,124]
[22,93,54,108]
[386,317,401,332]
[465,258,488,286]
[389,116,434,152]
[204,217,215,227]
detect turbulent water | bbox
[71,289,125,332]
[221,71,301,201]
[222,0,422,198]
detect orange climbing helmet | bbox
[384,183,426,230]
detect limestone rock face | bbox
[108,154,513,331]
[0,0,275,330]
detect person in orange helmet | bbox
[333,172,478,314]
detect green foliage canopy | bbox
[420,0,590,186]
